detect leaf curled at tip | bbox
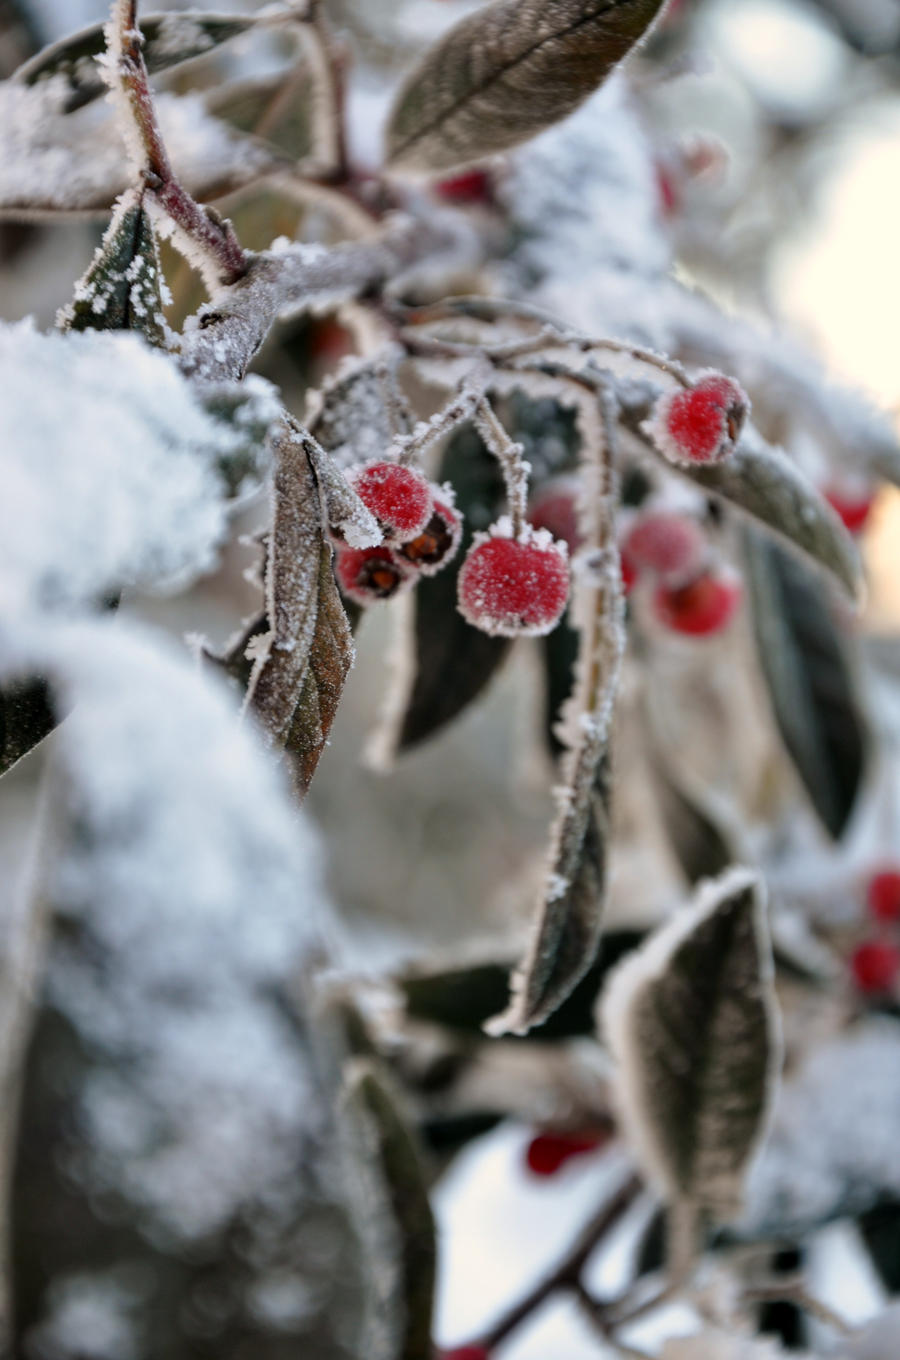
[386,0,667,174]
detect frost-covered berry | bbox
[435,169,493,205]
[648,372,749,466]
[349,461,433,542]
[622,511,705,584]
[851,939,900,995]
[439,1348,490,1360]
[457,523,569,638]
[397,491,463,576]
[867,868,900,924]
[528,480,582,554]
[824,483,875,535]
[652,567,742,636]
[524,1130,606,1178]
[335,545,411,605]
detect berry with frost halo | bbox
[528,479,582,554]
[647,372,748,466]
[349,460,433,542]
[335,544,411,605]
[622,510,705,584]
[524,1129,607,1178]
[824,482,875,535]
[457,523,570,638]
[396,490,463,576]
[652,566,742,636]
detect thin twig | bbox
[477,1172,643,1351]
[105,0,248,285]
[473,397,530,536]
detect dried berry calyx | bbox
[851,939,900,996]
[622,509,705,585]
[647,371,749,466]
[397,490,463,575]
[457,521,570,638]
[348,460,434,542]
[335,544,411,605]
[652,566,742,636]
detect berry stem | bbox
[105,0,248,285]
[473,398,529,537]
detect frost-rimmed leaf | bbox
[386,0,667,173]
[344,1060,437,1360]
[489,389,625,1037]
[744,529,867,840]
[13,12,262,113]
[59,189,167,344]
[602,868,781,1226]
[238,424,354,796]
[0,676,57,777]
[647,735,738,886]
[667,425,861,600]
[394,424,511,752]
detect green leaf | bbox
[345,1061,437,1360]
[677,427,862,600]
[0,676,57,777]
[648,744,737,887]
[386,0,667,173]
[60,190,166,344]
[602,869,781,1224]
[744,529,868,840]
[396,424,511,752]
[14,11,260,113]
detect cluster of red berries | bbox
[336,460,572,639]
[851,867,900,997]
[623,507,742,637]
[334,461,463,605]
[647,371,749,467]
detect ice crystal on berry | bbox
[348,460,433,542]
[647,372,749,466]
[457,523,569,638]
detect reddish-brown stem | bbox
[474,1172,643,1352]
[108,0,248,284]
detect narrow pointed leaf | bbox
[397,424,511,751]
[0,676,56,777]
[648,742,737,886]
[60,190,166,344]
[678,426,861,600]
[14,12,261,113]
[602,869,781,1223]
[345,1061,437,1360]
[240,424,354,796]
[386,0,667,173]
[744,529,868,840]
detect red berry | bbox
[851,939,900,995]
[397,492,463,576]
[648,372,749,466]
[439,1349,490,1360]
[824,484,875,535]
[457,525,570,638]
[349,461,433,543]
[867,869,900,924]
[622,511,705,584]
[621,547,638,595]
[335,545,411,605]
[525,1130,606,1178]
[652,567,742,637]
[435,169,493,205]
[528,482,582,554]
